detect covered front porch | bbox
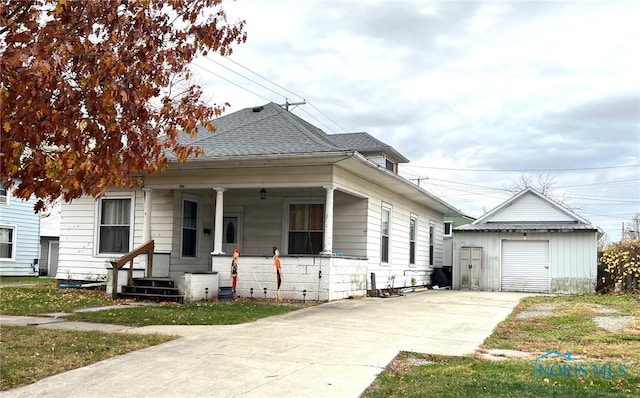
[131,180,371,302]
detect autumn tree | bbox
[1,0,246,212]
[623,213,640,241]
[600,239,640,292]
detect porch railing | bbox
[110,240,155,299]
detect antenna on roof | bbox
[280,98,306,111]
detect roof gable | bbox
[473,188,593,225]
[329,132,409,163]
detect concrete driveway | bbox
[0,290,530,398]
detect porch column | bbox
[212,187,226,254]
[142,188,152,242]
[322,185,335,254]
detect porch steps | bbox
[121,277,183,303]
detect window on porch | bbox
[182,199,198,257]
[98,198,131,254]
[288,203,323,254]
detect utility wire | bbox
[223,56,305,101]
[191,62,273,103]
[203,55,349,133]
[403,164,640,173]
[205,56,289,101]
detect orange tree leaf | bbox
[0,0,247,211]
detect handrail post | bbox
[111,261,118,299]
[109,240,155,299]
[147,245,154,277]
[128,259,134,285]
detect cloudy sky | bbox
[192,0,639,242]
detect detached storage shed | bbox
[452,188,602,294]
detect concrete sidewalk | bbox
[0,290,530,398]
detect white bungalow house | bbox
[452,187,602,294]
[55,103,463,301]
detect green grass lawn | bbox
[0,279,306,390]
[363,294,640,398]
[1,327,175,391]
[364,352,638,398]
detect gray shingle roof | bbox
[171,103,343,159]
[329,132,409,163]
[168,103,409,162]
[455,222,599,232]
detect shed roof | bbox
[455,187,602,233]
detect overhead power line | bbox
[191,62,272,103]
[403,164,640,173]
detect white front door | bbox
[222,213,243,254]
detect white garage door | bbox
[501,240,549,293]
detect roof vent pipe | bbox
[252,106,264,112]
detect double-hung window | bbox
[0,225,16,260]
[98,198,131,254]
[429,222,435,266]
[288,203,324,254]
[381,206,391,263]
[409,216,417,265]
[182,199,199,257]
[0,186,7,205]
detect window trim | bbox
[93,194,135,256]
[429,221,435,266]
[409,215,417,266]
[180,195,200,259]
[444,221,453,237]
[381,204,392,264]
[0,185,8,206]
[0,224,17,261]
[283,198,325,255]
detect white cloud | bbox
[196,0,640,241]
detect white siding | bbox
[334,167,445,289]
[452,231,597,293]
[485,192,574,222]
[57,196,107,281]
[332,191,367,257]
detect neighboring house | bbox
[452,188,602,294]
[56,102,463,301]
[0,184,40,276]
[39,209,60,276]
[441,215,475,284]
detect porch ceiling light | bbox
[260,188,267,200]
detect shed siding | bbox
[453,231,597,293]
[485,193,574,222]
